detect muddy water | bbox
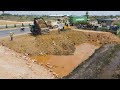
[30,43,100,78]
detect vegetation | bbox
[114,22,120,26]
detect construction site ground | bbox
[0,29,120,78]
[0,45,55,79]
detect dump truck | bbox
[30,17,50,35]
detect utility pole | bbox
[86,11,89,22]
[86,11,89,19]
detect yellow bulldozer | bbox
[63,23,71,30]
[57,18,71,31]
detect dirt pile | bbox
[83,31,120,44]
[0,31,87,56]
[38,20,47,28]
[63,43,120,79]
[30,43,99,78]
[47,21,52,26]
[30,31,88,55]
[1,30,120,56]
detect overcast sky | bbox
[1,11,120,16]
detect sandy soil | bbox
[0,29,119,78]
[0,45,55,79]
[30,43,100,78]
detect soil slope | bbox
[63,44,120,79]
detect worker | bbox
[9,32,14,41]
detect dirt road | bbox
[0,45,55,79]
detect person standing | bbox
[9,32,14,41]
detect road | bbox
[0,28,31,38]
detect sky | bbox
[0,11,120,16]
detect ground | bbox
[63,44,120,79]
[0,45,55,79]
[0,29,120,79]
[30,43,99,78]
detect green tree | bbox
[110,15,113,18]
[114,22,120,26]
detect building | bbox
[96,18,120,27]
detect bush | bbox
[99,27,109,31]
[14,24,16,27]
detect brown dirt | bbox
[63,44,120,79]
[0,30,87,56]
[73,29,120,44]
[0,45,55,79]
[37,19,47,28]
[30,43,99,78]
[0,29,120,78]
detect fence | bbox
[0,23,33,29]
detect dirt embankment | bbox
[1,30,119,56]
[0,45,55,79]
[0,30,120,78]
[84,31,120,44]
[63,44,120,79]
[30,43,99,78]
[0,31,88,56]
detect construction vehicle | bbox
[63,23,71,30]
[57,17,71,31]
[30,17,50,35]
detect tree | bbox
[114,22,120,27]
[110,15,113,19]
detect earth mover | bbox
[30,17,50,35]
[57,18,71,31]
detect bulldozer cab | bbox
[30,17,50,35]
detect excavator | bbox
[30,17,50,35]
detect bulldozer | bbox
[30,17,50,35]
[63,23,71,30]
[57,18,71,31]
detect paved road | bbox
[0,28,31,38]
